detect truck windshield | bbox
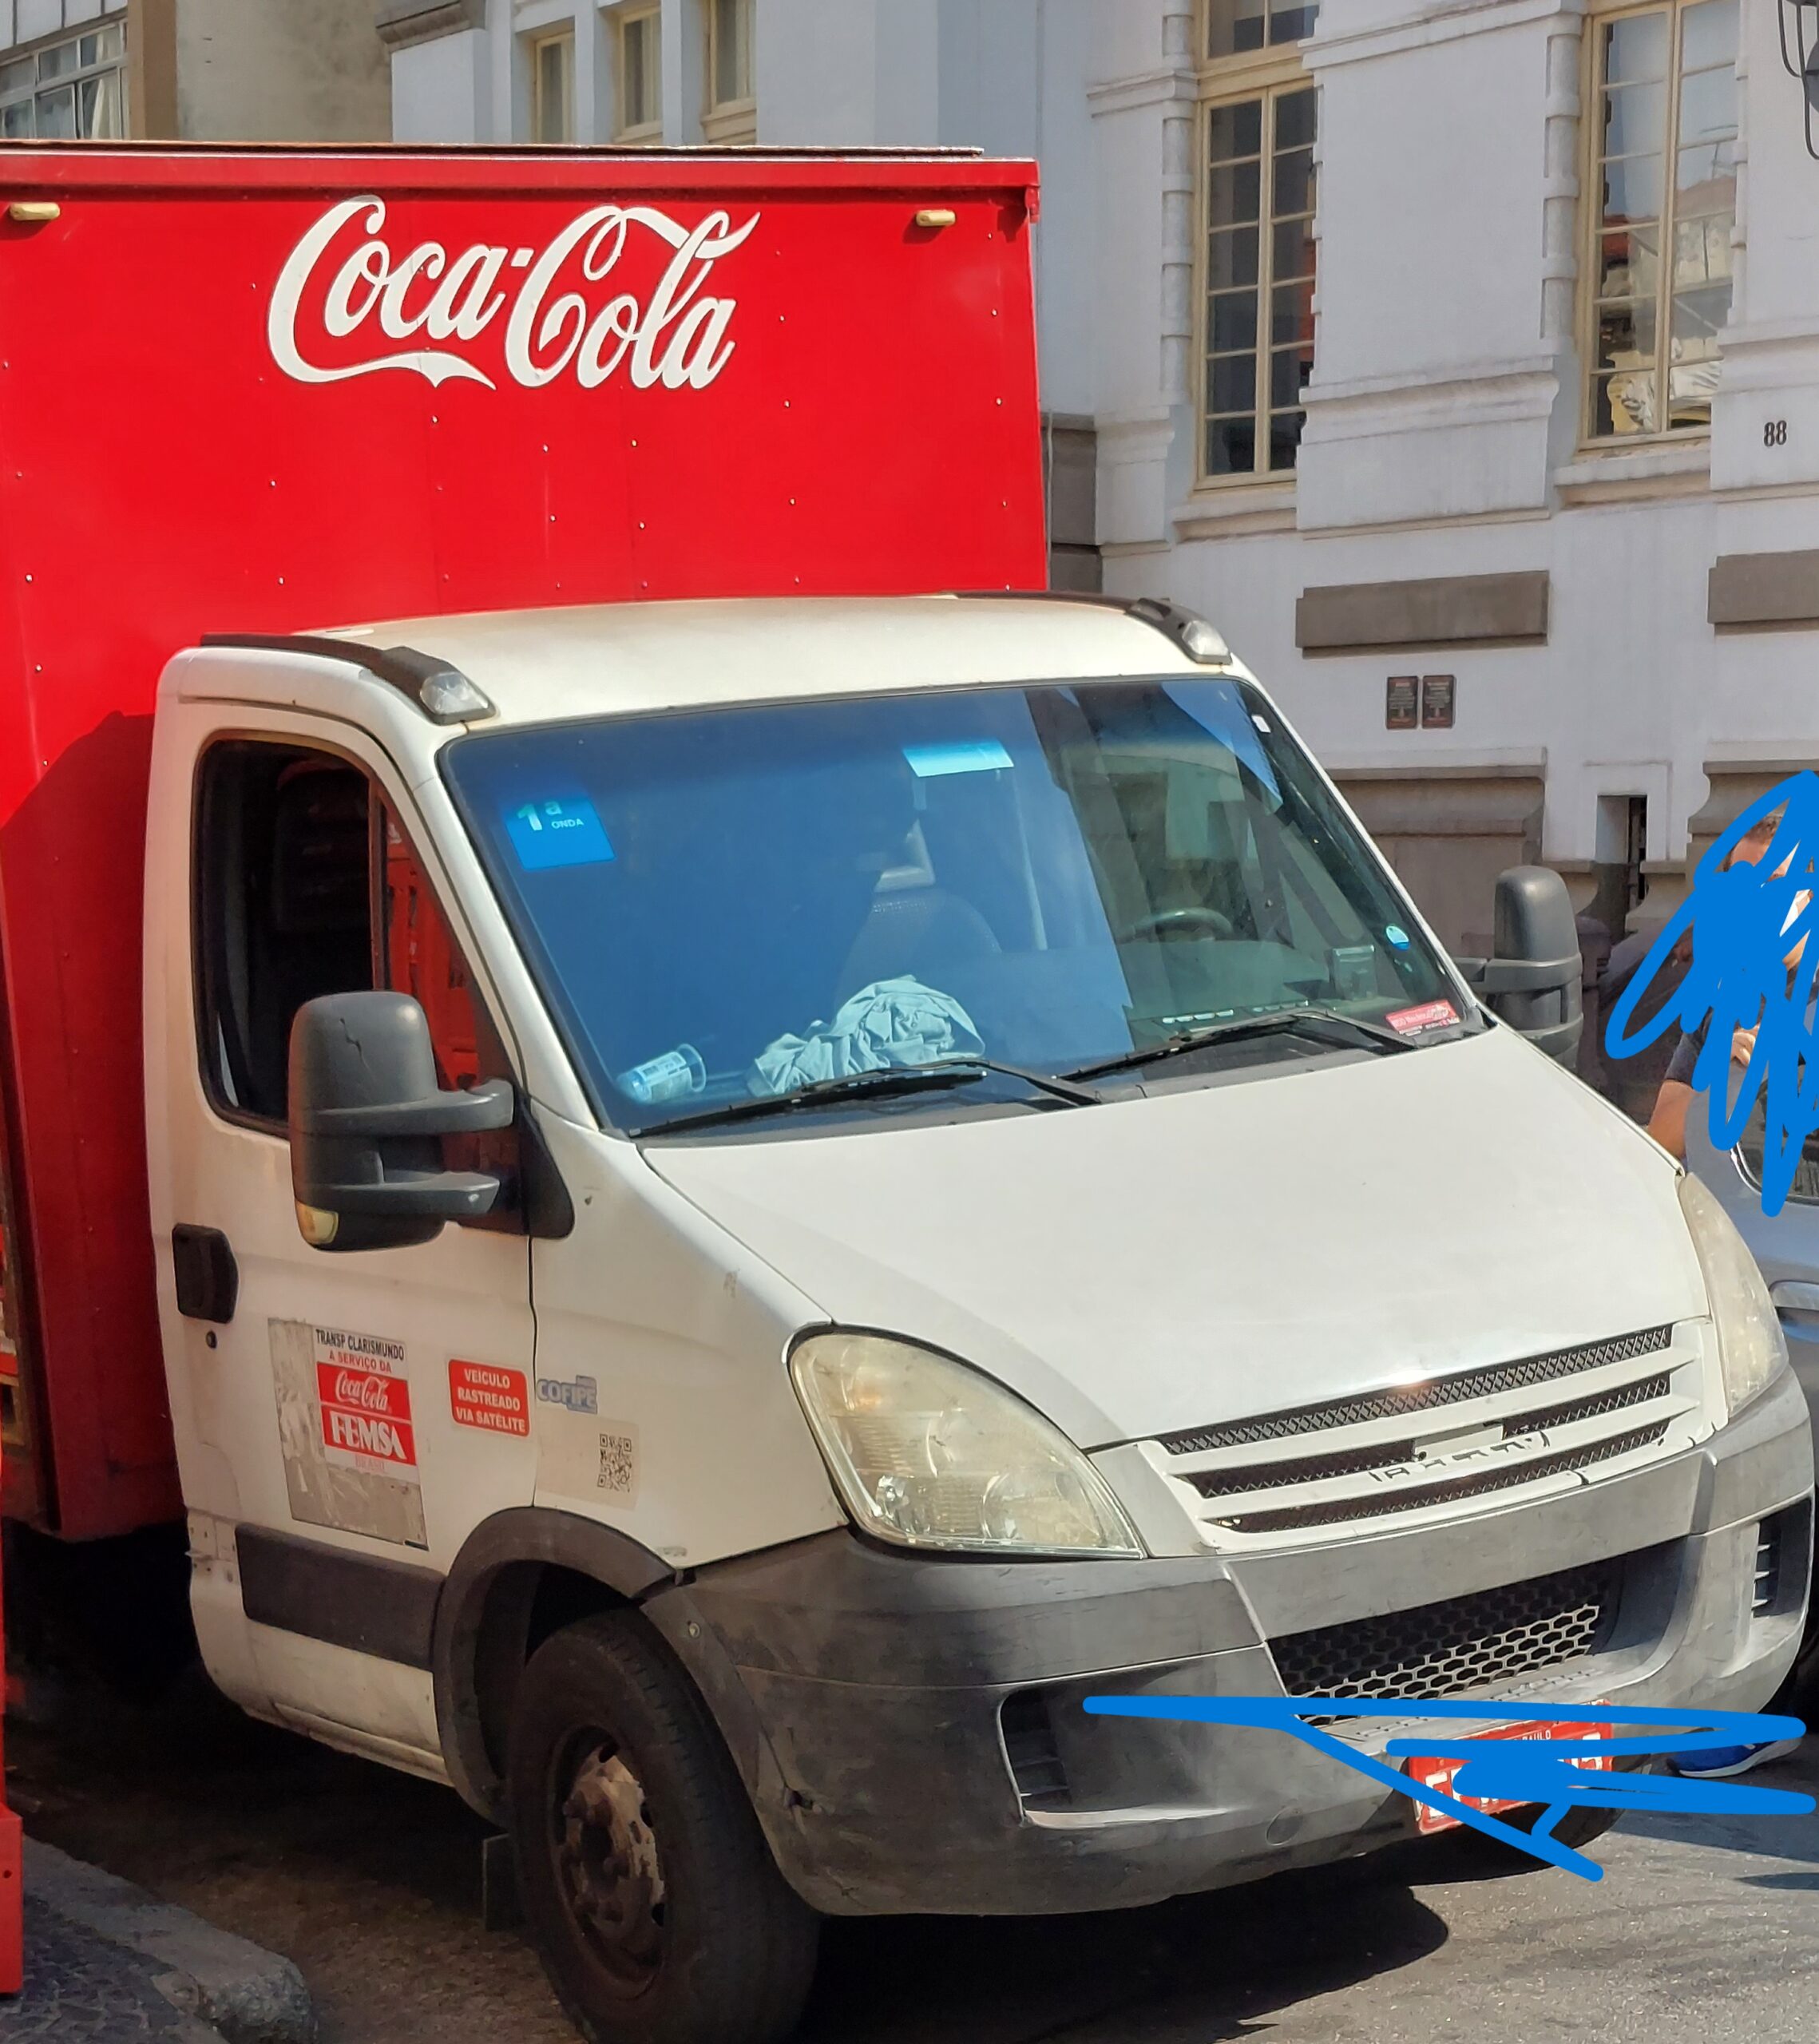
[442,675,1472,1133]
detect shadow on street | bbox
[6,1663,1453,2044]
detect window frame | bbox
[529,25,576,146]
[1578,0,1740,449]
[1193,11,1321,490]
[703,0,756,146]
[615,3,664,145]
[0,16,127,141]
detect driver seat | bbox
[836,888,1001,1000]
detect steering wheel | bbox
[1118,905,1237,943]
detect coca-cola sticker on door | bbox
[313,1327,418,1484]
[268,196,761,396]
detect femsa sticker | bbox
[314,1328,417,1483]
[1385,999,1460,1037]
[450,1360,531,1438]
[505,796,615,871]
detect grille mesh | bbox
[1270,1559,1619,1704]
[1204,1420,1670,1533]
[1159,1326,1673,1457]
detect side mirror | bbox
[288,992,516,1253]
[1452,866,1584,1068]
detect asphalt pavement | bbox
[7,1667,1819,2044]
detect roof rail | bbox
[197,633,497,726]
[950,589,1233,667]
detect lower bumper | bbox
[658,1369,1813,1917]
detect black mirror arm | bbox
[312,1168,501,1221]
[1451,954,1582,996]
[295,1077,516,1141]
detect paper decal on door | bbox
[537,1410,640,1511]
[268,1319,426,1549]
[450,1360,531,1437]
[315,1329,418,1483]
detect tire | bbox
[506,1610,819,2044]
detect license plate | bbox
[1405,1715,1614,1836]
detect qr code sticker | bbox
[597,1432,636,1498]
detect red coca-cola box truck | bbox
[1,142,1808,2044]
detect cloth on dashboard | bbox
[750,976,983,1096]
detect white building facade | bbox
[378,0,1819,963]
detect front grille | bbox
[1159,1327,1673,1456]
[1270,1559,1619,1705]
[1205,1421,1670,1535]
[1147,1325,1705,1545]
[1188,1373,1674,1505]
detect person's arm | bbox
[1648,1020,1710,1162]
[1647,1079,1693,1161]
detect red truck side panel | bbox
[0,145,1047,1538]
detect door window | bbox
[193,740,521,1226]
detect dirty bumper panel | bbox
[677,1373,1812,1917]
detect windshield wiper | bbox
[633,1056,1100,1138]
[1063,1007,1421,1083]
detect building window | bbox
[616,6,663,142]
[703,0,755,145]
[0,18,125,141]
[1207,1,1320,58]
[530,28,574,145]
[1585,0,1738,441]
[1198,2,1319,483]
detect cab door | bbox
[149,712,538,1764]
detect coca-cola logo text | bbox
[268,196,759,394]
[333,1369,394,1412]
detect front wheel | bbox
[507,1610,819,2044]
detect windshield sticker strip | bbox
[902,739,1013,778]
[505,795,615,869]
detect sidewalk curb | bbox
[23,1838,317,2044]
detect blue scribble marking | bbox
[1605,771,1819,1215]
[1080,1697,1812,1881]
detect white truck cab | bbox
[141,593,1813,2044]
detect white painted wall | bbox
[392,26,490,144]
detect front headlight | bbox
[790,1331,1145,1557]
[1678,1174,1788,1419]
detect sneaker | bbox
[1670,1737,1802,1780]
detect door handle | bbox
[172,1225,239,1323]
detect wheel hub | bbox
[557,1741,666,1988]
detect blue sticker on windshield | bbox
[902,739,1014,779]
[1385,925,1411,949]
[505,796,615,870]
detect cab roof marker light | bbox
[1127,597,1233,667]
[198,632,497,726]
[948,588,1234,667]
